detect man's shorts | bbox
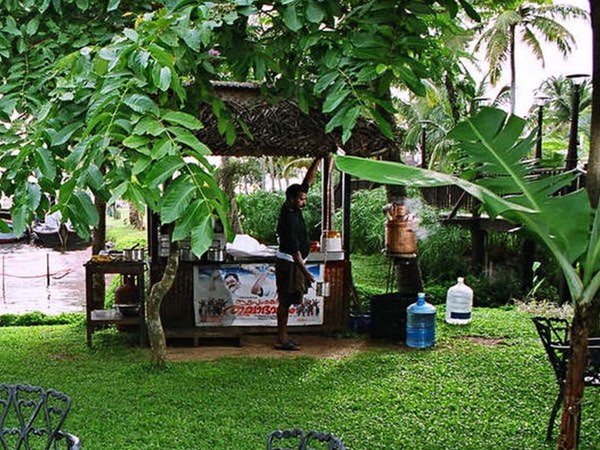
[275,258,307,307]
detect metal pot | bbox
[132,248,144,261]
[123,247,145,261]
[207,247,225,262]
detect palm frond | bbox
[519,28,544,64]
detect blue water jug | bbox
[406,292,436,348]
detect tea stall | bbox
[146,82,393,343]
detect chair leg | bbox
[547,385,565,442]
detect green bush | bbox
[237,190,321,244]
[347,187,387,254]
[0,312,83,327]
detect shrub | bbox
[237,190,321,244]
[347,187,386,254]
[0,312,83,327]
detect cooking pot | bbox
[207,247,225,262]
[132,248,144,261]
[123,246,145,261]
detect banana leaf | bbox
[336,107,597,303]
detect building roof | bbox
[195,81,395,158]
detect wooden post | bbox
[342,172,351,260]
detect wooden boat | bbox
[31,211,90,250]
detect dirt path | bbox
[167,334,396,362]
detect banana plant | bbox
[336,106,598,447]
[338,107,597,307]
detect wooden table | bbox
[84,259,146,347]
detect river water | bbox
[0,242,90,315]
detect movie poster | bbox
[193,263,324,327]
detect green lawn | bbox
[1,309,598,449]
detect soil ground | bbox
[166,334,397,362]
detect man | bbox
[223,269,274,298]
[274,157,322,351]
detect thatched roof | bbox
[195,81,394,158]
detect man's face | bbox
[224,274,240,293]
[293,192,308,209]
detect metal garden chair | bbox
[0,384,80,449]
[531,317,600,442]
[266,428,346,450]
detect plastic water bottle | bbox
[406,292,436,348]
[445,277,474,325]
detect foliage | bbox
[347,187,387,254]
[419,222,471,282]
[531,75,592,164]
[0,312,82,327]
[106,225,147,251]
[0,0,481,252]
[217,157,263,194]
[1,309,599,450]
[471,1,588,112]
[338,107,598,309]
[236,190,321,245]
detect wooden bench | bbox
[267,429,346,450]
[531,317,600,442]
[0,384,80,449]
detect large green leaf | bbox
[584,206,600,284]
[159,175,196,223]
[34,147,56,180]
[190,215,214,257]
[144,156,185,188]
[162,110,203,130]
[172,198,210,242]
[72,191,100,226]
[123,94,160,116]
[171,126,211,155]
[50,122,83,147]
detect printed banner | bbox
[193,263,324,327]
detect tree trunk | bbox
[219,156,243,234]
[91,199,106,310]
[128,202,144,230]
[588,0,600,210]
[557,304,591,450]
[557,5,600,446]
[268,157,276,192]
[444,73,461,124]
[509,24,516,115]
[146,235,180,369]
[587,0,600,338]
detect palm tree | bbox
[531,75,592,164]
[473,2,588,114]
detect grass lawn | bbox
[1,309,599,449]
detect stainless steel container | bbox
[158,234,170,257]
[207,247,225,262]
[313,281,330,297]
[132,248,144,261]
[123,247,145,261]
[180,248,195,261]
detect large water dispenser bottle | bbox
[406,293,436,348]
[445,277,473,325]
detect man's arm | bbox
[292,250,315,284]
[302,157,322,188]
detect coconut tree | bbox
[527,75,591,168]
[473,1,588,114]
